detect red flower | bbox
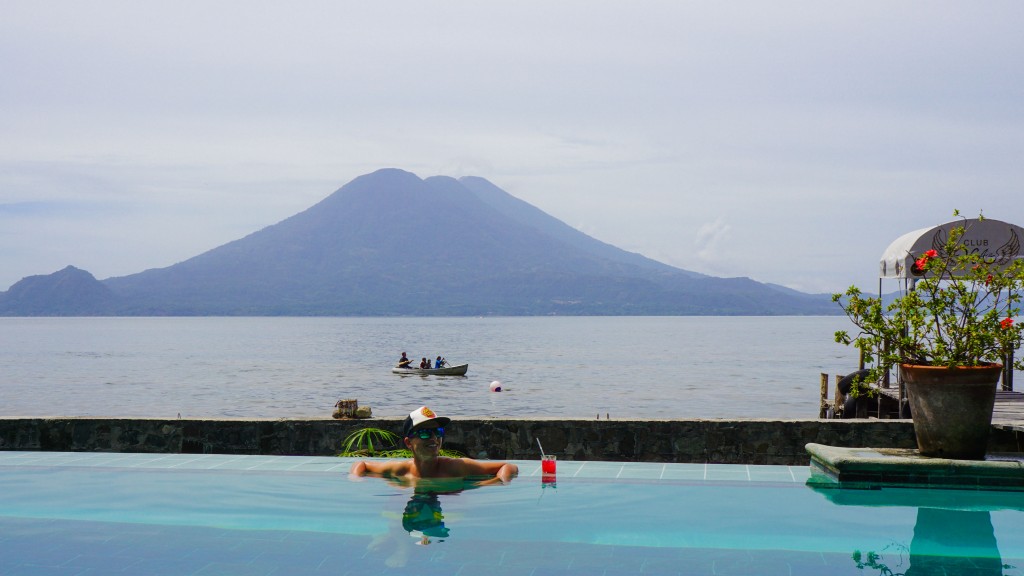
[913,250,938,273]
[1001,318,1014,330]
[986,274,994,285]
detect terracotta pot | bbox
[900,363,1003,460]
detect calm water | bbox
[2,452,1024,575]
[2,316,875,419]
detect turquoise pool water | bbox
[1,452,1023,575]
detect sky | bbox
[3,1,1023,295]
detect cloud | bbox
[2,2,1024,293]
[694,219,732,264]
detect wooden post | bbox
[834,374,844,414]
[819,373,829,418]
[881,339,890,389]
[1004,350,1015,392]
[898,365,908,418]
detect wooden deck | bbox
[993,391,1024,426]
[873,386,1024,428]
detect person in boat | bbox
[434,356,444,369]
[397,352,413,369]
[350,406,519,485]
[419,357,429,369]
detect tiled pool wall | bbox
[0,451,813,482]
[0,417,930,464]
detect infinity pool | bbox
[2,452,1023,575]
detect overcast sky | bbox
[3,2,1023,296]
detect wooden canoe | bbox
[392,363,469,376]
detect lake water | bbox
[1,316,891,420]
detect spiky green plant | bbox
[339,427,398,456]
[337,427,465,458]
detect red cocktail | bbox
[541,455,556,474]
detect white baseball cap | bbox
[403,406,451,436]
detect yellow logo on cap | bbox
[421,407,436,418]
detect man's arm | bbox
[350,459,408,478]
[457,459,519,484]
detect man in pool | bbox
[350,406,519,485]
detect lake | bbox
[1,316,883,420]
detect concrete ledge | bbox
[807,443,1024,490]
[991,424,1024,452]
[0,417,919,465]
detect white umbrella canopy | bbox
[879,218,1024,279]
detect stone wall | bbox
[0,417,926,465]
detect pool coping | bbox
[806,442,1024,491]
[0,450,815,485]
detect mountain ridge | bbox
[0,168,838,316]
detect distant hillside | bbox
[0,169,839,316]
[0,266,116,315]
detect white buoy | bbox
[489,380,502,392]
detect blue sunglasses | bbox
[408,427,445,440]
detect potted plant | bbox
[834,212,1024,459]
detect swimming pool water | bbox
[1,452,1023,575]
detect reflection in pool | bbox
[1,452,1023,575]
[811,482,1016,575]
